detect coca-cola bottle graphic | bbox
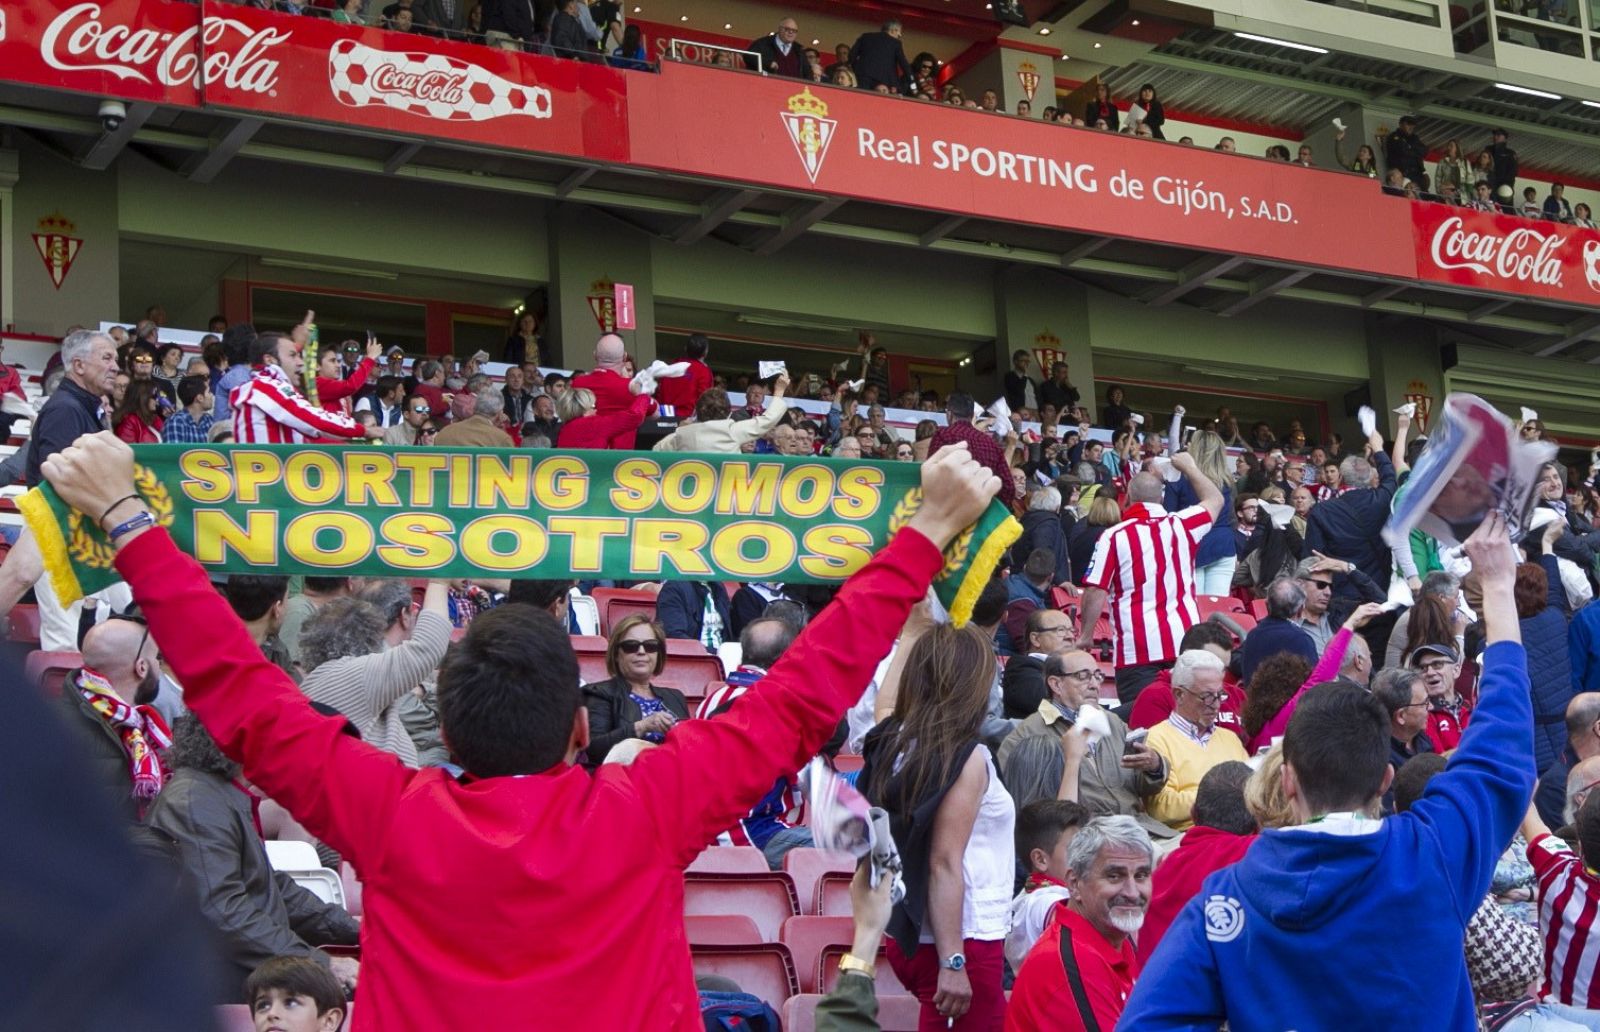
[328,39,551,122]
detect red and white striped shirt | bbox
[230,365,367,444]
[1531,832,1600,1008]
[1083,503,1214,668]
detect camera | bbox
[97,100,126,132]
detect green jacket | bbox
[816,973,879,1032]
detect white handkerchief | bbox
[758,361,788,379]
[1394,402,1415,417]
[1076,704,1111,745]
[1357,405,1376,438]
[1521,407,1539,424]
[653,361,691,379]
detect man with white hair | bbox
[1303,426,1395,600]
[25,329,120,649]
[1075,453,1223,706]
[433,388,512,448]
[1145,650,1249,829]
[571,334,641,449]
[1010,486,1071,585]
[1007,815,1153,1031]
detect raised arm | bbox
[1392,411,1412,474]
[623,444,1002,864]
[1410,512,1536,913]
[45,433,413,872]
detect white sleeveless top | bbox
[921,749,1017,943]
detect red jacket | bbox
[1137,825,1256,963]
[559,393,655,450]
[1007,904,1139,1032]
[317,357,375,414]
[114,525,944,1031]
[114,413,161,444]
[571,368,642,448]
[1126,669,1249,747]
[654,359,713,412]
[1425,699,1470,753]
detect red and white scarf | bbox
[78,667,173,803]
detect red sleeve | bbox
[114,529,413,871]
[316,359,373,404]
[1528,833,1577,881]
[622,528,946,865]
[586,393,654,444]
[115,415,141,444]
[250,378,368,439]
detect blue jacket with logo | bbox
[1117,641,1534,1031]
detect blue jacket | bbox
[656,581,732,646]
[1119,641,1535,1032]
[1236,616,1317,686]
[1303,452,1397,599]
[1525,605,1573,774]
[1569,599,1600,693]
[1166,480,1234,568]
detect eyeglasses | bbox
[1178,687,1225,706]
[1306,579,1333,590]
[617,639,663,655]
[1415,658,1454,673]
[419,426,438,435]
[1399,700,1430,711]
[410,406,430,414]
[1058,668,1106,684]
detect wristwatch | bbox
[941,953,966,972]
[837,953,876,979]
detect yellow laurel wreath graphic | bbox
[936,527,973,583]
[888,488,922,534]
[66,464,175,571]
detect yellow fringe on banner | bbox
[16,487,86,607]
[947,514,1022,628]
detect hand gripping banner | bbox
[20,445,1021,627]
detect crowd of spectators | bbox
[18,307,1600,1031]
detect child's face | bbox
[253,989,343,1032]
[1033,827,1080,882]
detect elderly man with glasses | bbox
[1146,650,1249,830]
[1409,642,1471,753]
[1292,553,1385,654]
[999,648,1171,841]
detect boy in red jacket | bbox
[42,433,999,1032]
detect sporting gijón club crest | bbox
[781,88,836,184]
[33,212,82,290]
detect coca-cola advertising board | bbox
[200,2,629,161]
[0,0,222,108]
[627,62,1416,277]
[1411,201,1600,304]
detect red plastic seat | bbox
[571,635,610,684]
[591,587,658,636]
[818,940,911,997]
[682,872,799,941]
[780,914,854,993]
[782,847,855,917]
[1196,594,1246,617]
[688,846,768,875]
[1229,612,1258,635]
[686,913,762,945]
[8,603,40,645]
[24,649,80,696]
[815,870,853,916]
[690,944,798,1013]
[659,638,726,703]
[1250,598,1269,620]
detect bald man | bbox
[62,616,178,819]
[572,334,644,449]
[1536,692,1600,827]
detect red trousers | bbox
[887,937,1006,1032]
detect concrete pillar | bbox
[546,205,656,371]
[10,136,119,336]
[992,266,1094,419]
[1366,315,1444,436]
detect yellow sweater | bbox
[1146,720,1250,830]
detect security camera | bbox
[97,99,126,132]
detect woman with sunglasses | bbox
[113,379,168,444]
[582,614,689,767]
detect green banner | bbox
[21,445,1021,627]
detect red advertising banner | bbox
[630,19,752,66]
[0,0,214,108]
[1410,201,1600,304]
[627,62,1417,278]
[614,282,636,329]
[199,2,630,162]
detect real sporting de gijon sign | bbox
[625,64,1417,278]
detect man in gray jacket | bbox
[653,373,791,453]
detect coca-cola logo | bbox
[370,64,467,105]
[40,2,287,94]
[1428,215,1564,288]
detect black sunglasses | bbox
[420,426,438,435]
[617,639,663,655]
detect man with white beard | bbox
[1005,815,1153,1030]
